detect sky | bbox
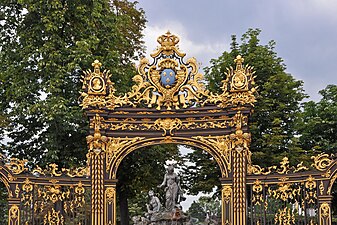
[137,0,337,101]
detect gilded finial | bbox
[92,60,102,74]
[234,55,244,70]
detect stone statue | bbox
[145,190,161,221]
[158,164,185,211]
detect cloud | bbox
[143,22,228,68]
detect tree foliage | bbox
[1,0,148,223]
[187,196,221,223]
[297,85,337,154]
[205,29,307,166]
[0,0,146,166]
[183,29,308,195]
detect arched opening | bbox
[114,143,223,225]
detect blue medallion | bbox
[160,68,176,88]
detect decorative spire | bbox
[234,55,244,70]
[92,60,102,74]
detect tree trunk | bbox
[119,190,129,225]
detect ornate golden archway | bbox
[81,32,256,225]
[0,32,336,225]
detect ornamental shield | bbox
[160,68,176,88]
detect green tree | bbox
[0,0,145,166]
[206,28,308,165]
[182,147,221,195]
[298,84,337,154]
[183,29,308,195]
[187,196,221,223]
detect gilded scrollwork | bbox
[9,204,20,224]
[312,153,334,171]
[104,115,236,135]
[248,157,309,175]
[31,164,88,178]
[252,179,263,205]
[5,158,28,175]
[304,176,317,204]
[274,207,295,225]
[44,208,64,225]
[268,182,301,202]
[192,135,232,174]
[62,166,89,178]
[320,202,330,218]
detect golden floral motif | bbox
[74,181,85,207]
[38,183,70,204]
[21,178,33,206]
[268,182,301,202]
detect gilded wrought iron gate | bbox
[246,154,337,225]
[0,32,336,225]
[0,157,91,225]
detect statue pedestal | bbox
[135,208,191,225]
